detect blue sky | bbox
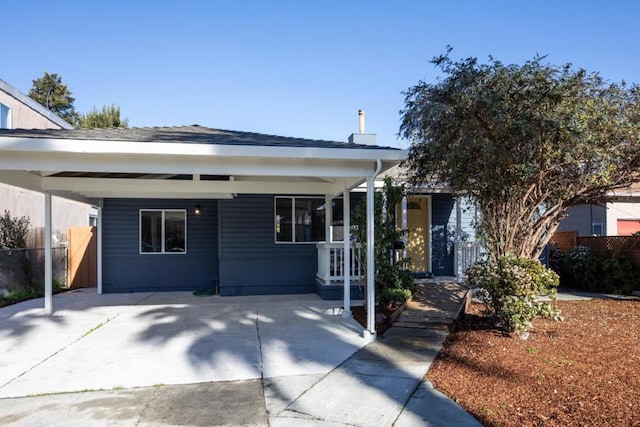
[2,1,639,148]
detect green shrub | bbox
[0,279,66,308]
[549,245,639,295]
[466,256,560,334]
[548,244,569,284]
[0,210,30,249]
[600,251,640,294]
[563,246,602,291]
[378,287,412,306]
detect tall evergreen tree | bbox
[78,104,129,128]
[28,72,79,126]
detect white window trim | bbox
[274,196,324,244]
[139,209,187,254]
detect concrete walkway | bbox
[0,286,481,426]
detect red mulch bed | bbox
[427,299,640,426]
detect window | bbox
[140,209,186,253]
[0,103,11,129]
[275,197,326,243]
[592,223,605,236]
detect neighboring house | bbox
[0,78,70,130]
[557,183,640,237]
[0,78,94,246]
[0,125,405,309]
[557,204,607,237]
[606,184,640,236]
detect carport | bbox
[0,124,405,337]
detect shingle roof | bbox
[0,125,400,150]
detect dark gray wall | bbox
[102,198,218,292]
[218,195,317,295]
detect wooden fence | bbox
[550,232,640,265]
[549,231,577,253]
[577,236,640,252]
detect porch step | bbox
[394,321,454,329]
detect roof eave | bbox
[0,136,407,161]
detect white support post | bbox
[97,202,103,294]
[342,187,351,318]
[401,196,408,260]
[44,192,52,315]
[364,174,376,339]
[325,195,332,243]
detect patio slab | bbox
[0,285,482,426]
[0,289,365,398]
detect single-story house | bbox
[0,124,409,337]
[0,122,484,334]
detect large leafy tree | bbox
[78,104,129,128]
[401,49,640,260]
[28,72,80,126]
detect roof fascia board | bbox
[0,152,391,178]
[0,137,407,161]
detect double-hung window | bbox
[275,197,325,243]
[140,209,186,254]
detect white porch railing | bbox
[316,242,365,285]
[454,241,485,278]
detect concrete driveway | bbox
[0,289,366,399]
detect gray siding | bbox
[458,197,478,242]
[219,195,317,295]
[102,198,218,292]
[558,204,606,236]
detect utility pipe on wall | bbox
[342,186,351,318]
